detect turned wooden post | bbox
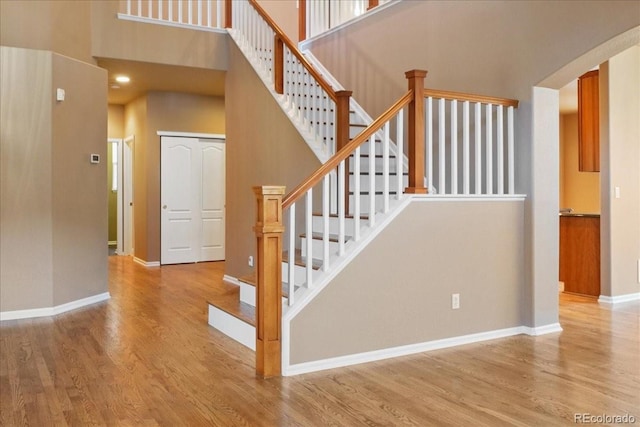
[298,0,307,42]
[225,0,232,28]
[367,0,379,11]
[274,35,284,94]
[405,70,428,194]
[335,90,353,213]
[253,186,285,378]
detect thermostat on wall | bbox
[90,154,100,164]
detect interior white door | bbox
[161,136,225,264]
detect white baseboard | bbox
[133,257,160,267]
[207,304,255,350]
[520,323,563,336]
[0,292,111,321]
[284,326,527,376]
[598,293,640,304]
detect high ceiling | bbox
[97,58,226,105]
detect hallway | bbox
[1,256,638,425]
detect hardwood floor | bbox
[1,256,638,426]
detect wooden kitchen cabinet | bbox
[559,214,600,297]
[578,70,599,172]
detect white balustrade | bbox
[306,0,392,39]
[122,0,222,29]
[283,101,408,305]
[424,95,517,196]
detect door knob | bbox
[163,205,167,209]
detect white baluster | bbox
[508,106,515,195]
[396,109,404,199]
[474,102,482,195]
[127,0,132,15]
[178,0,183,24]
[486,103,493,195]
[426,97,433,193]
[450,99,458,195]
[368,135,375,225]
[288,204,295,305]
[322,175,330,271]
[197,0,202,26]
[305,188,313,288]
[338,160,346,256]
[216,0,221,28]
[158,0,162,20]
[462,100,470,195]
[148,0,152,18]
[188,0,192,24]
[497,105,504,195]
[438,98,446,194]
[354,146,361,241]
[138,0,142,17]
[383,123,390,212]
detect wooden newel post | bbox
[253,186,285,378]
[224,0,232,28]
[298,0,307,42]
[335,90,353,213]
[405,70,428,194]
[274,35,284,94]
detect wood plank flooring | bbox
[1,256,638,426]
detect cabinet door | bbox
[578,70,599,172]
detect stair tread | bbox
[300,232,350,242]
[238,273,291,297]
[207,293,255,326]
[311,212,369,220]
[283,249,323,270]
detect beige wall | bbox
[0,0,94,64]
[291,200,524,364]
[225,42,321,278]
[124,92,225,262]
[255,0,299,43]
[559,113,600,214]
[0,46,108,312]
[51,54,108,305]
[108,104,124,139]
[108,105,125,243]
[600,46,640,298]
[303,1,639,326]
[0,47,54,311]
[90,1,228,70]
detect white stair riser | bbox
[349,194,400,215]
[300,237,343,258]
[350,174,408,192]
[311,215,357,235]
[208,305,256,351]
[350,156,401,173]
[282,261,318,287]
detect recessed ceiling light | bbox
[115,75,130,83]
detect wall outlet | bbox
[248,256,254,267]
[452,293,460,309]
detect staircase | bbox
[208,0,519,376]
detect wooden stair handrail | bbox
[424,89,519,108]
[248,0,339,102]
[283,90,414,209]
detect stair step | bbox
[283,249,323,270]
[238,273,291,298]
[300,232,350,242]
[207,293,255,326]
[207,292,256,350]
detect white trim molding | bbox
[284,326,543,376]
[0,292,111,321]
[208,304,256,350]
[134,257,160,268]
[598,293,640,304]
[157,131,225,139]
[520,323,563,336]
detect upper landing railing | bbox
[118,0,393,39]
